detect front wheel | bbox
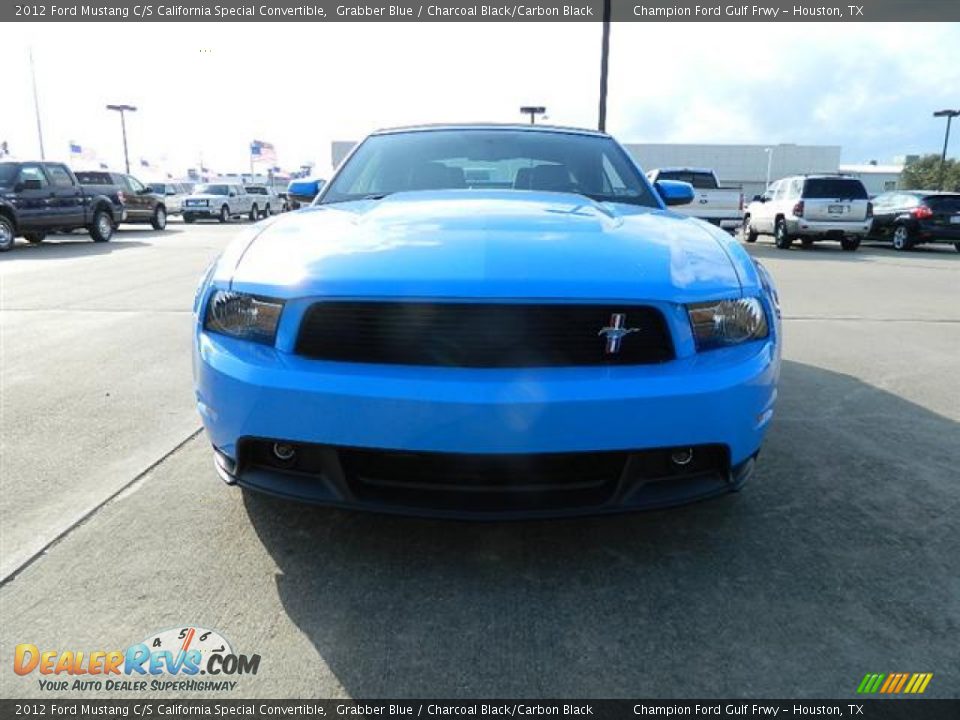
[24,232,46,244]
[249,204,259,222]
[741,216,757,243]
[774,218,792,249]
[151,206,167,231]
[219,205,230,223]
[954,242,960,253]
[892,225,912,251]
[0,216,15,251]
[263,204,272,218]
[89,209,114,242]
[840,236,861,252]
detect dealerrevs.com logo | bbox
[13,626,260,692]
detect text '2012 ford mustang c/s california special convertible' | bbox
[193,124,781,518]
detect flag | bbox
[250,140,277,164]
[99,162,108,169]
[0,141,9,158]
[69,142,94,160]
[141,158,151,168]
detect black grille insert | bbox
[295,302,674,367]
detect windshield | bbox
[0,163,19,184]
[194,184,231,195]
[803,178,868,199]
[321,129,658,207]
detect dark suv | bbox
[868,191,960,251]
[75,171,168,230]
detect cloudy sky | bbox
[1,21,958,178]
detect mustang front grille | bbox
[294,302,674,367]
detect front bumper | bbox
[194,331,779,516]
[786,218,872,237]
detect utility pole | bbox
[106,104,137,174]
[598,0,611,131]
[29,48,46,160]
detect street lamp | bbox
[764,147,774,187]
[520,106,546,125]
[106,104,137,174]
[933,109,959,191]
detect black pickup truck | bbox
[0,161,125,251]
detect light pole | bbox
[29,48,46,159]
[764,147,774,187]
[106,104,137,174]
[933,109,959,191]
[598,0,611,131]
[520,106,546,125]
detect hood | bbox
[225,190,744,303]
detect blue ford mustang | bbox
[193,125,781,518]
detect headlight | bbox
[687,297,768,351]
[204,290,283,344]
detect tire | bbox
[801,238,815,248]
[89,208,114,242]
[151,205,167,231]
[840,236,861,252]
[25,232,46,244]
[892,225,912,251]
[263,204,272,218]
[249,204,259,222]
[0,215,15,252]
[741,215,757,243]
[183,213,195,224]
[219,205,230,223]
[774,218,792,249]
[954,242,960,253]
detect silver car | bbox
[743,175,872,251]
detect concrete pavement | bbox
[1,227,957,698]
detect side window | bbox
[18,164,49,188]
[773,180,788,201]
[126,176,146,193]
[789,178,803,199]
[47,165,75,188]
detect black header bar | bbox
[4,0,960,23]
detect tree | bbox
[901,154,960,192]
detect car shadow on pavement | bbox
[243,360,959,698]
[747,240,959,261]
[1,237,152,259]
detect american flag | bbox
[141,158,151,168]
[250,140,277,164]
[69,142,95,160]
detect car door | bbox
[123,175,153,220]
[870,193,898,236]
[45,164,85,227]
[753,181,779,232]
[13,164,55,229]
[234,186,252,214]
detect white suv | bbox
[182,183,259,223]
[743,175,873,251]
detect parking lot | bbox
[1,222,958,698]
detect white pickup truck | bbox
[646,168,743,230]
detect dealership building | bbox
[329,139,902,199]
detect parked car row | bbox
[741,174,960,252]
[181,182,286,223]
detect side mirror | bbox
[166,189,177,196]
[654,180,695,207]
[20,179,43,191]
[752,195,764,203]
[229,190,237,197]
[287,178,323,205]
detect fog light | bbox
[272,443,296,461]
[670,448,694,466]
